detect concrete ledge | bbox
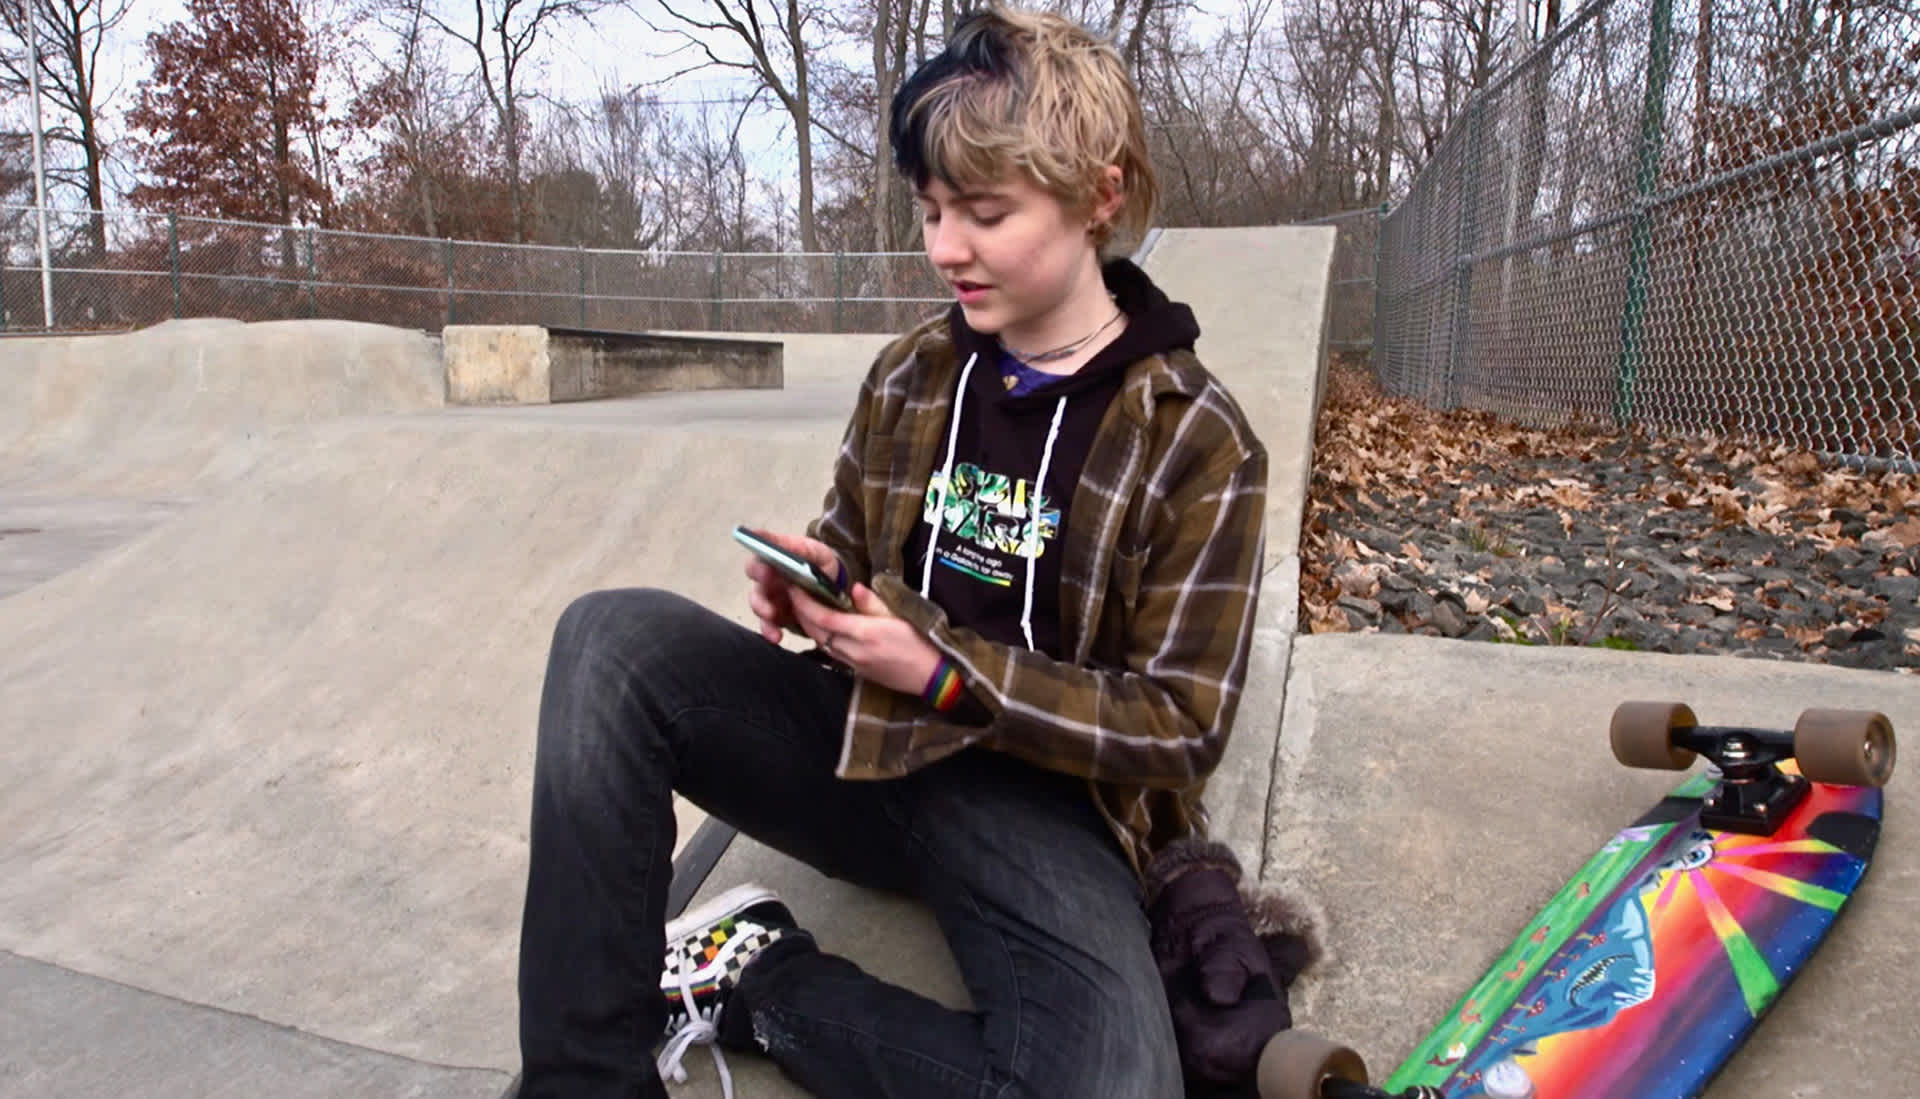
[442,327,782,405]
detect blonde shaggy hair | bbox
[889,5,1158,248]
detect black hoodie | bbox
[900,258,1202,660]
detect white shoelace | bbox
[656,969,734,1099]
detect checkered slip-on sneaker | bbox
[656,883,795,1098]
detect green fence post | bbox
[710,250,723,329]
[577,245,589,328]
[169,213,181,319]
[443,239,455,328]
[834,250,845,333]
[1614,0,1675,427]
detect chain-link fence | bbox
[1305,207,1383,353]
[1373,0,1920,467]
[0,205,951,335]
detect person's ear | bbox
[1090,164,1125,232]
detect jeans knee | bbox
[553,588,685,657]
[537,589,697,767]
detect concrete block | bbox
[443,326,551,405]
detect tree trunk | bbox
[787,0,818,253]
[1691,0,1711,175]
[871,0,894,252]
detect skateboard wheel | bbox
[1610,701,1698,770]
[1794,709,1896,787]
[1256,1031,1368,1099]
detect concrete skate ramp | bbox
[0,397,851,1070]
[0,318,445,496]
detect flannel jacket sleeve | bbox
[804,343,895,586]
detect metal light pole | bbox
[25,0,55,328]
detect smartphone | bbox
[732,525,854,611]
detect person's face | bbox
[917,171,1107,343]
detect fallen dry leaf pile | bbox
[1301,360,1920,671]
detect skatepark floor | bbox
[1,232,1912,1099]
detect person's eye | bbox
[974,210,1006,227]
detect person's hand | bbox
[741,529,843,644]
[788,582,944,697]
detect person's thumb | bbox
[1197,945,1252,1006]
[850,582,888,616]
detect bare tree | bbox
[671,100,764,251]
[351,0,490,237]
[641,0,837,252]
[0,0,134,255]
[425,0,608,241]
[1356,0,1413,201]
[0,130,29,200]
[1259,0,1372,214]
[1051,0,1162,71]
[1138,1,1277,224]
[533,85,679,247]
[1399,0,1510,158]
[864,0,931,250]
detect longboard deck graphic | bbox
[1383,763,1881,1098]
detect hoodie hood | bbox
[946,257,1201,408]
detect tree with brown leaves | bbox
[125,0,336,228]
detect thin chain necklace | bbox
[1003,304,1125,366]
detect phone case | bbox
[732,527,852,610]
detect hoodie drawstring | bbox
[921,352,978,599]
[1021,397,1067,651]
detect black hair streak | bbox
[888,10,1018,189]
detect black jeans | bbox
[517,589,1180,1099]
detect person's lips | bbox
[952,280,990,305]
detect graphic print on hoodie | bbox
[902,259,1202,661]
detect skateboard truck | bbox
[1674,725,1807,835]
[1614,704,1894,837]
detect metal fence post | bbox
[305,225,318,317]
[577,245,588,328]
[833,250,845,333]
[168,212,181,319]
[443,239,455,328]
[1614,0,1675,427]
[1370,202,1389,374]
[710,250,723,329]
[1443,101,1487,409]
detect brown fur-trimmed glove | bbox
[1144,838,1320,1089]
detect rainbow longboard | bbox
[1257,704,1895,1099]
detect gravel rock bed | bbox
[1300,364,1920,673]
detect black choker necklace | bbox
[1003,306,1125,365]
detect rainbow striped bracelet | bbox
[923,658,964,713]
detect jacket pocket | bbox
[1110,545,1149,618]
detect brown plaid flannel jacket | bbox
[808,314,1268,877]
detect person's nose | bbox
[926,217,971,270]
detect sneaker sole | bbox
[665,882,791,942]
